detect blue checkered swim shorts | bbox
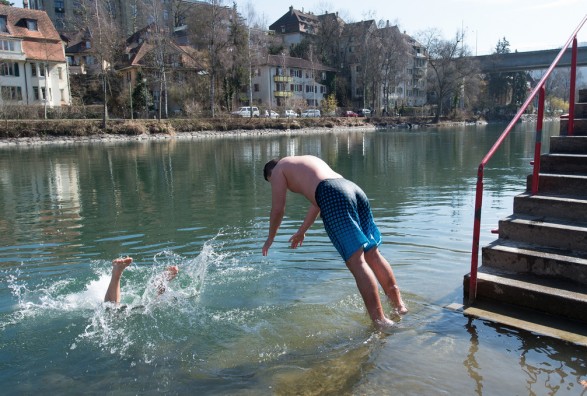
[315,178,382,261]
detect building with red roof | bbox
[0,5,71,107]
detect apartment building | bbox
[251,54,335,109]
[24,0,185,36]
[0,5,70,107]
[269,6,428,111]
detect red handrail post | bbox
[468,165,484,304]
[532,87,545,195]
[568,37,578,136]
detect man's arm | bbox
[262,172,287,256]
[289,204,320,249]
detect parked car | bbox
[357,108,371,117]
[284,109,298,118]
[263,110,279,118]
[343,110,358,117]
[231,106,260,117]
[301,109,321,118]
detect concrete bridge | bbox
[473,46,587,73]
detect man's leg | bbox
[345,248,393,326]
[104,257,133,303]
[364,248,408,314]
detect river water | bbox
[0,122,585,395]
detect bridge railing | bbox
[468,14,587,304]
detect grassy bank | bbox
[0,117,375,139]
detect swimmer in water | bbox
[104,257,179,304]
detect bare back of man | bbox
[271,155,342,204]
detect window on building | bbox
[26,19,38,31]
[320,86,326,94]
[60,88,65,102]
[31,62,37,76]
[55,15,65,30]
[39,64,45,77]
[356,65,361,72]
[0,16,7,33]
[1,86,23,101]
[0,39,20,52]
[290,68,302,78]
[0,62,19,76]
[33,86,46,101]
[254,83,259,92]
[58,67,63,80]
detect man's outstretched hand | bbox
[289,231,305,249]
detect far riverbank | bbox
[0,115,490,147]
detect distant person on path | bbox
[104,257,178,304]
[262,155,407,327]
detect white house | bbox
[0,5,70,107]
[251,54,335,109]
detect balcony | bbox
[274,91,293,98]
[274,75,293,83]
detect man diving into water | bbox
[104,257,179,304]
[262,155,407,328]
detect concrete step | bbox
[464,266,587,322]
[498,214,587,251]
[560,118,587,135]
[539,153,587,174]
[514,192,587,221]
[550,136,587,154]
[526,173,587,195]
[575,102,587,118]
[455,300,587,346]
[482,239,587,285]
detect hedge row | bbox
[0,117,371,139]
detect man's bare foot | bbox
[112,257,133,274]
[386,285,408,315]
[395,302,408,315]
[375,317,396,330]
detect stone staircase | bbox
[463,89,587,328]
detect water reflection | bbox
[463,317,587,395]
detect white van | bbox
[231,106,260,117]
[301,109,321,118]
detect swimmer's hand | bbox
[262,238,273,256]
[289,231,305,249]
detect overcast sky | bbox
[12,0,587,56]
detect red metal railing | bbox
[468,15,587,304]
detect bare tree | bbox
[376,22,410,115]
[186,0,235,117]
[70,0,123,127]
[418,28,479,121]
